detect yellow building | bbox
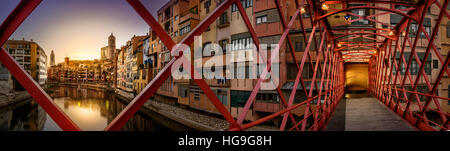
[2,39,47,86]
[155,0,200,105]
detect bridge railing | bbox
[368,0,449,131]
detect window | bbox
[232,4,238,12]
[232,0,252,12]
[295,41,303,52]
[293,37,303,52]
[174,31,178,37]
[409,23,418,37]
[231,37,253,51]
[411,60,419,75]
[395,52,431,75]
[179,25,191,35]
[301,63,316,79]
[246,0,252,8]
[231,90,251,107]
[423,18,431,37]
[215,89,227,105]
[447,21,450,38]
[204,0,211,14]
[174,15,179,21]
[179,86,188,98]
[256,93,279,103]
[219,39,228,54]
[424,59,432,75]
[433,60,438,69]
[348,4,369,25]
[218,13,228,26]
[245,64,252,79]
[256,15,267,24]
[287,63,298,80]
[395,5,411,13]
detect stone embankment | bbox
[114,89,277,131]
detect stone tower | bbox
[108,33,116,60]
[50,50,55,66]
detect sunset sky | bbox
[0,0,168,64]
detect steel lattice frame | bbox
[0,0,447,131]
[367,0,450,131]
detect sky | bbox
[0,0,168,64]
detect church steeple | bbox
[106,33,116,61]
[108,33,116,48]
[50,50,55,66]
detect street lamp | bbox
[300,7,306,14]
[321,3,328,11]
[388,30,394,36]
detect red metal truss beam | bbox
[317,6,419,23]
[0,0,81,131]
[415,21,450,75]
[235,0,339,131]
[331,32,396,41]
[411,0,449,128]
[236,5,302,130]
[397,0,430,119]
[106,0,239,131]
[298,0,325,98]
[277,0,332,131]
[317,50,338,130]
[331,28,390,32]
[434,0,450,19]
[235,0,301,131]
[328,6,415,28]
[394,31,447,120]
[284,26,323,131]
[324,0,417,6]
[229,85,343,131]
[306,30,330,130]
[235,0,304,129]
[386,19,412,108]
[372,0,450,131]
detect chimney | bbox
[22,37,25,40]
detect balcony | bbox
[179,12,199,23]
[216,14,229,28]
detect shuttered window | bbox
[447,21,450,38]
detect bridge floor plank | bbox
[325,97,416,131]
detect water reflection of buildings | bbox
[0,86,174,131]
[48,86,171,131]
[0,101,46,131]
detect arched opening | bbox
[344,63,369,98]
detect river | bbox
[0,86,186,131]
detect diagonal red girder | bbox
[0,0,81,131]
